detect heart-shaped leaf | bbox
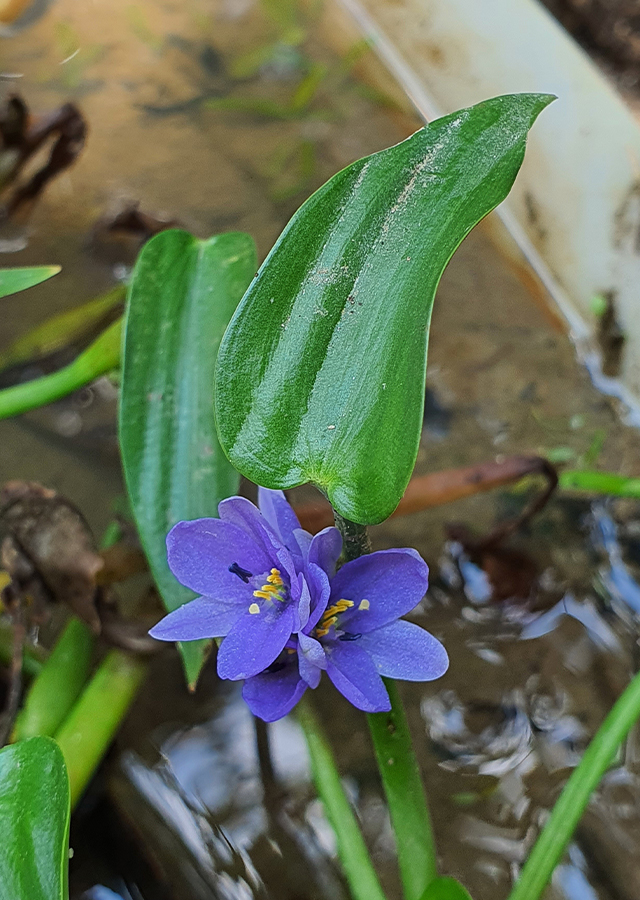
[0,736,70,900]
[420,877,473,900]
[216,94,553,523]
[120,230,257,686]
[0,266,60,299]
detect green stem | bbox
[334,515,439,899]
[334,512,372,562]
[297,694,388,900]
[11,617,95,742]
[368,680,438,898]
[507,667,640,900]
[560,469,640,498]
[0,283,125,373]
[0,318,122,420]
[55,649,147,809]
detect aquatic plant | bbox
[4,93,640,900]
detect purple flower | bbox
[150,487,341,681]
[243,547,449,721]
[150,487,448,719]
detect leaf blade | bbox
[0,736,70,900]
[0,266,60,299]
[216,94,553,523]
[421,877,473,900]
[119,229,257,685]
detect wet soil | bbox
[2,1,640,899]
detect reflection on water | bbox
[109,682,350,900]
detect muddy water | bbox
[2,2,640,899]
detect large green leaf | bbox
[0,736,70,900]
[0,266,60,299]
[216,94,553,523]
[120,230,257,686]
[421,877,473,900]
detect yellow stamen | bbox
[253,568,286,602]
[249,602,260,614]
[358,599,370,611]
[266,569,284,586]
[315,598,354,637]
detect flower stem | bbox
[334,512,372,562]
[334,515,439,899]
[507,667,640,900]
[55,648,147,809]
[368,680,438,899]
[296,694,388,900]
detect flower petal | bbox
[305,562,330,630]
[243,665,307,722]
[293,528,312,564]
[298,632,326,688]
[358,621,449,680]
[217,602,295,680]
[294,573,312,632]
[309,527,342,579]
[149,597,240,641]
[325,642,391,712]
[219,496,297,584]
[167,518,271,597]
[332,549,429,634]
[258,488,305,567]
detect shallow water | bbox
[2,1,640,898]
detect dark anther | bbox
[229,562,252,583]
[267,661,287,674]
[338,631,362,642]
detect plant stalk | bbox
[334,514,439,899]
[12,617,94,742]
[334,512,372,562]
[368,680,438,898]
[0,318,121,420]
[55,648,147,809]
[296,694,388,900]
[507,667,640,900]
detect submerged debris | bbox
[0,95,86,219]
[0,480,159,653]
[0,480,102,629]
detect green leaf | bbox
[560,469,640,498]
[0,283,125,372]
[508,667,640,900]
[421,877,473,900]
[0,318,122,421]
[55,649,147,809]
[0,736,70,900]
[0,266,60,299]
[120,229,257,686]
[216,93,553,523]
[12,617,95,742]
